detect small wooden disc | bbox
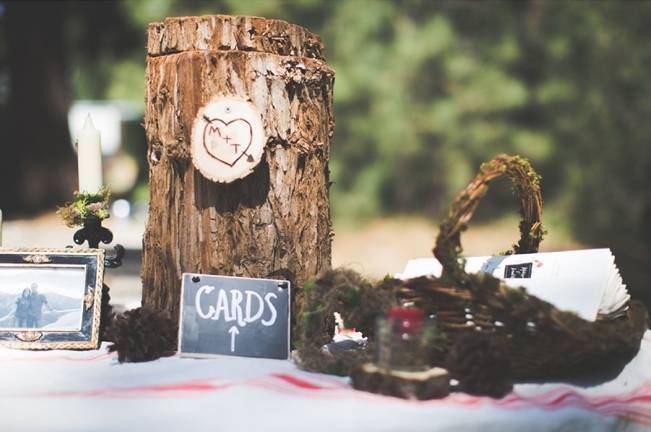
[191,97,266,183]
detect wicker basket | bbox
[392,154,648,380]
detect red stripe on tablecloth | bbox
[44,381,230,398]
[270,376,651,426]
[445,383,651,425]
[34,374,651,426]
[38,375,342,399]
[270,373,339,390]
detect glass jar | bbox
[375,307,438,371]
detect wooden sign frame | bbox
[178,273,291,360]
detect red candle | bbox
[389,307,425,334]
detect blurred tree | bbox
[538,1,651,307]
[0,0,650,306]
[0,0,142,216]
[0,1,75,215]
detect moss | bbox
[57,187,111,228]
[303,280,317,293]
[295,268,397,374]
[447,332,513,398]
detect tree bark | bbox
[141,15,334,324]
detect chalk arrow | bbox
[228,326,240,352]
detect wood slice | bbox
[351,363,451,400]
[142,16,334,326]
[191,97,267,183]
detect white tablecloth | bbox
[2,332,651,432]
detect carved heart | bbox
[202,118,254,167]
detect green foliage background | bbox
[5,0,651,303]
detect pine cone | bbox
[99,284,113,342]
[446,332,513,398]
[107,307,177,363]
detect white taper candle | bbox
[77,115,103,193]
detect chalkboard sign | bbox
[178,273,290,360]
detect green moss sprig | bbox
[57,187,111,228]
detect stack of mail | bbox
[398,249,629,322]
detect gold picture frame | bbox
[0,248,105,350]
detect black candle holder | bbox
[73,215,125,269]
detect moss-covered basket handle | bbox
[433,154,545,283]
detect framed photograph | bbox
[0,248,105,350]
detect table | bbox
[2,332,650,432]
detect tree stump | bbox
[142,15,334,325]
